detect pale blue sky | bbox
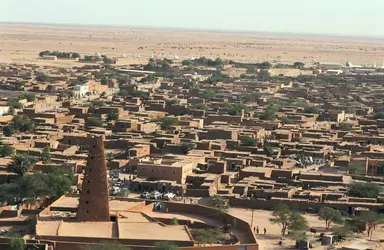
[1,0,383,37]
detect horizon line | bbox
[2,21,384,41]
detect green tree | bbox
[11,115,35,133]
[194,228,225,245]
[201,89,216,100]
[241,136,258,146]
[9,237,25,250]
[3,126,14,137]
[269,204,308,236]
[260,104,278,121]
[288,230,307,242]
[182,59,193,66]
[107,112,119,122]
[8,99,23,109]
[86,117,104,128]
[0,144,14,157]
[19,93,36,102]
[293,62,305,69]
[153,241,178,250]
[195,104,208,111]
[103,57,114,64]
[358,211,384,240]
[257,70,271,81]
[227,104,248,116]
[7,154,35,177]
[347,182,382,198]
[210,195,229,213]
[303,106,320,114]
[71,52,81,58]
[152,117,180,130]
[318,207,344,229]
[41,146,52,163]
[331,225,354,240]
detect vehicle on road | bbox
[162,192,175,200]
[150,191,161,199]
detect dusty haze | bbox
[1,23,384,67]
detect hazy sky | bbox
[1,0,383,37]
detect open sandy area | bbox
[1,23,384,67]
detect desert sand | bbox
[0,23,384,67]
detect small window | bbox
[86,210,89,213]
[87,190,90,194]
[86,201,89,204]
[173,171,175,174]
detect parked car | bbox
[140,192,149,198]
[150,191,161,199]
[162,192,175,200]
[111,186,121,195]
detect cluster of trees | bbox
[0,162,73,206]
[3,115,35,137]
[152,117,180,130]
[85,117,104,128]
[118,89,147,98]
[58,90,75,100]
[206,71,229,84]
[241,136,258,147]
[193,228,225,245]
[260,103,278,120]
[7,93,36,110]
[182,57,226,68]
[139,74,156,83]
[226,103,248,116]
[39,50,81,58]
[84,55,102,62]
[241,92,261,103]
[270,204,308,237]
[303,106,321,114]
[210,195,230,213]
[270,204,384,242]
[35,73,51,82]
[347,182,382,198]
[144,58,174,70]
[201,89,216,99]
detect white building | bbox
[73,85,89,98]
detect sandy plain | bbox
[1,23,384,67]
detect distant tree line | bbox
[39,50,80,59]
[182,57,226,68]
[144,58,174,70]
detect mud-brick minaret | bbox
[77,136,110,221]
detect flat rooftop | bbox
[50,196,144,212]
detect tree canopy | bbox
[7,154,35,177]
[193,228,225,245]
[41,146,52,163]
[347,182,382,198]
[107,111,119,122]
[241,136,258,147]
[318,207,344,229]
[210,195,230,213]
[269,204,308,236]
[358,211,384,239]
[260,104,278,121]
[152,117,180,130]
